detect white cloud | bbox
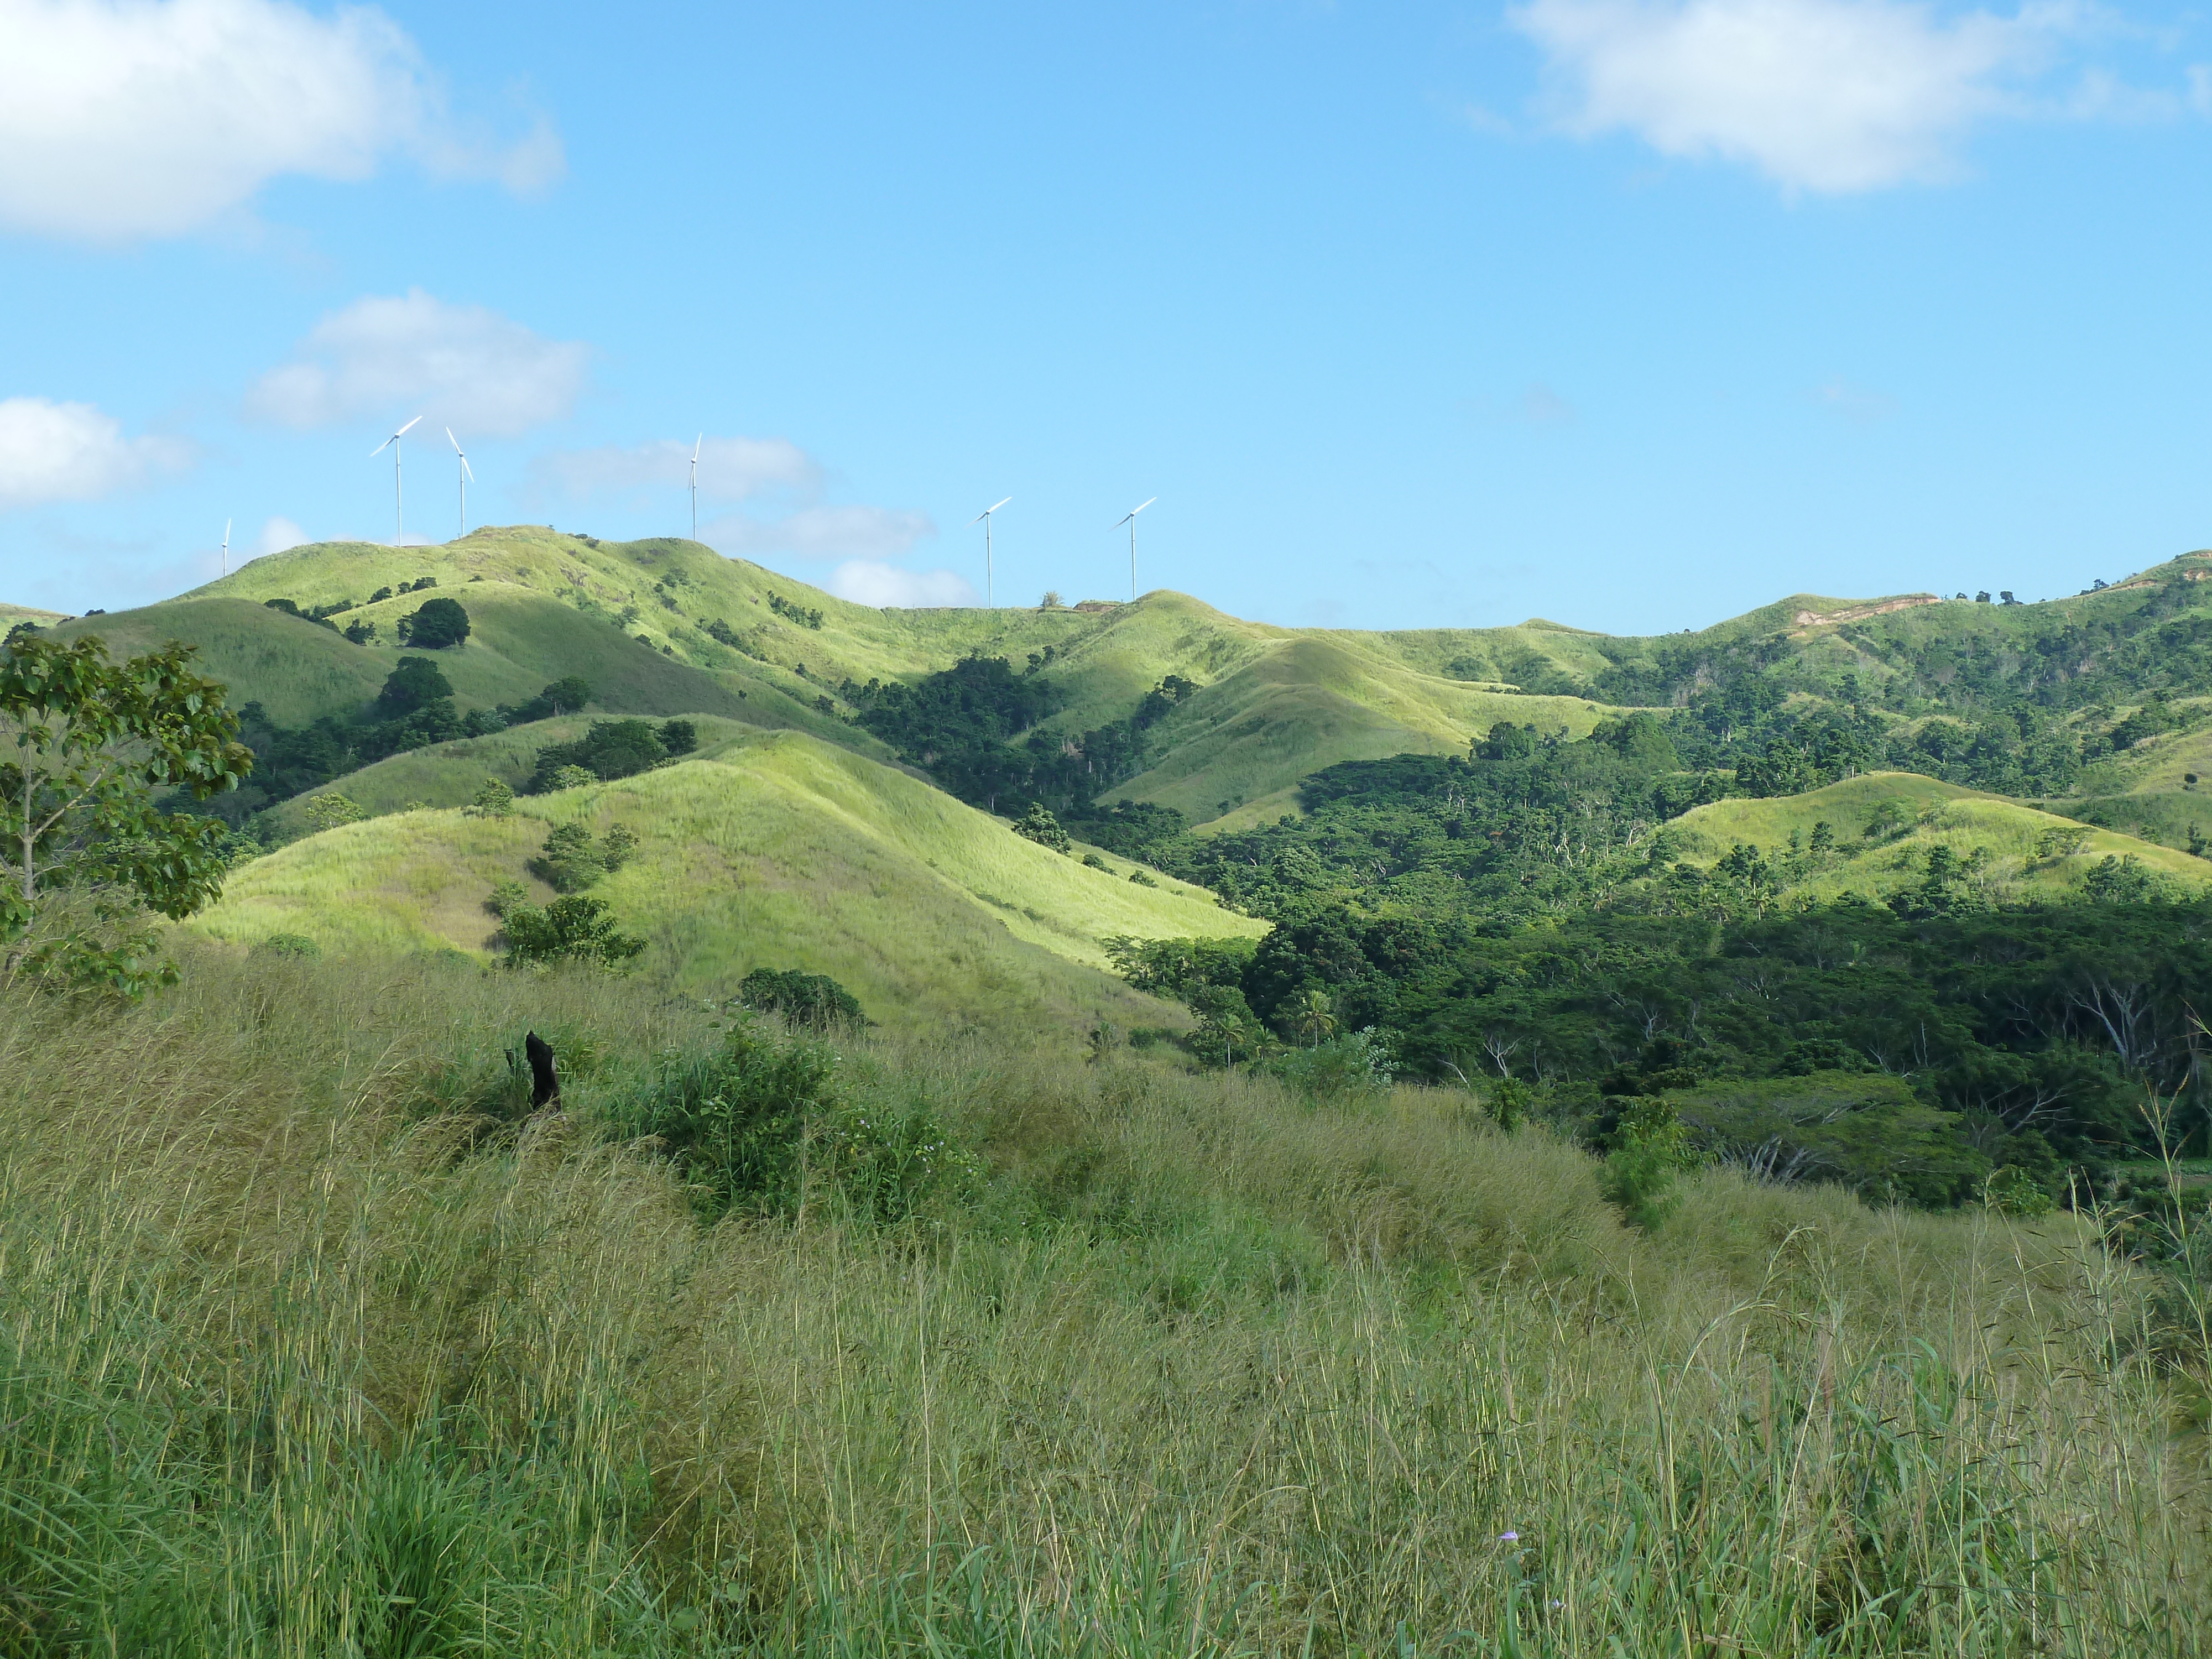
[0,397,191,507]
[706,505,936,561]
[0,0,562,242]
[826,562,977,608]
[533,435,819,502]
[1512,0,2073,191]
[246,290,587,436]
[255,514,306,556]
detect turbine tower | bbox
[969,496,1011,606]
[446,429,473,538]
[220,518,230,578]
[1113,497,1156,603]
[690,434,702,541]
[371,416,423,544]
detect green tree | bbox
[396,597,470,649]
[1,634,252,980]
[469,777,515,817]
[375,655,453,714]
[1011,802,1072,852]
[303,793,366,832]
[543,676,592,714]
[737,967,864,1029]
[500,895,645,968]
[1290,987,1338,1047]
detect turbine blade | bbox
[395,415,423,437]
[1134,497,1157,514]
[461,458,474,482]
[447,426,462,453]
[372,436,394,456]
[693,432,702,461]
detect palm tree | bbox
[1292,988,1338,1048]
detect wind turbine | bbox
[446,428,473,538]
[969,496,1011,606]
[220,518,230,578]
[690,434,702,541]
[1113,497,1156,603]
[371,416,422,544]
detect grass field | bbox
[1667,771,2212,902]
[2,946,2203,1655]
[194,731,1262,1034]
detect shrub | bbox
[545,765,596,792]
[609,1018,843,1217]
[500,895,644,968]
[342,618,378,645]
[469,777,515,817]
[1082,852,1109,870]
[821,1095,983,1225]
[1264,1027,1396,1101]
[1603,1097,1699,1229]
[303,793,367,833]
[527,821,637,894]
[252,932,321,959]
[1981,1164,2056,1217]
[397,597,469,649]
[659,718,698,756]
[1011,802,1071,853]
[738,967,864,1029]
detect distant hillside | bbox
[1666,773,2212,906]
[192,731,1262,1034]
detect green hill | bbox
[192,729,1262,1034]
[1666,771,2212,904]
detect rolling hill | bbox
[192,729,1264,1035]
[1665,771,2212,905]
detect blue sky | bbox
[4,0,2211,633]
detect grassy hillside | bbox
[192,730,1261,1034]
[1667,771,2212,902]
[251,713,764,839]
[3,947,2201,1653]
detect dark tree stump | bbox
[524,1031,560,1107]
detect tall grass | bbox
[1,946,2205,1655]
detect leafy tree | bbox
[545,764,597,791]
[659,718,698,755]
[527,821,638,893]
[544,676,591,714]
[737,967,864,1029]
[396,596,470,649]
[529,719,667,791]
[469,777,515,817]
[302,793,366,832]
[1011,802,1071,852]
[375,656,453,714]
[1290,987,1338,1047]
[342,618,378,645]
[1,634,251,980]
[500,895,645,968]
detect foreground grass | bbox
[1,947,2206,1656]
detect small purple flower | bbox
[1498,1532,1520,1543]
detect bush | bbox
[659,718,698,755]
[302,793,366,832]
[738,967,864,1029]
[1082,852,1109,870]
[527,821,638,894]
[545,765,596,792]
[499,895,645,968]
[252,932,321,959]
[469,777,514,817]
[397,597,470,649]
[609,1018,843,1218]
[1011,802,1071,853]
[1263,1027,1396,1101]
[1603,1098,1699,1229]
